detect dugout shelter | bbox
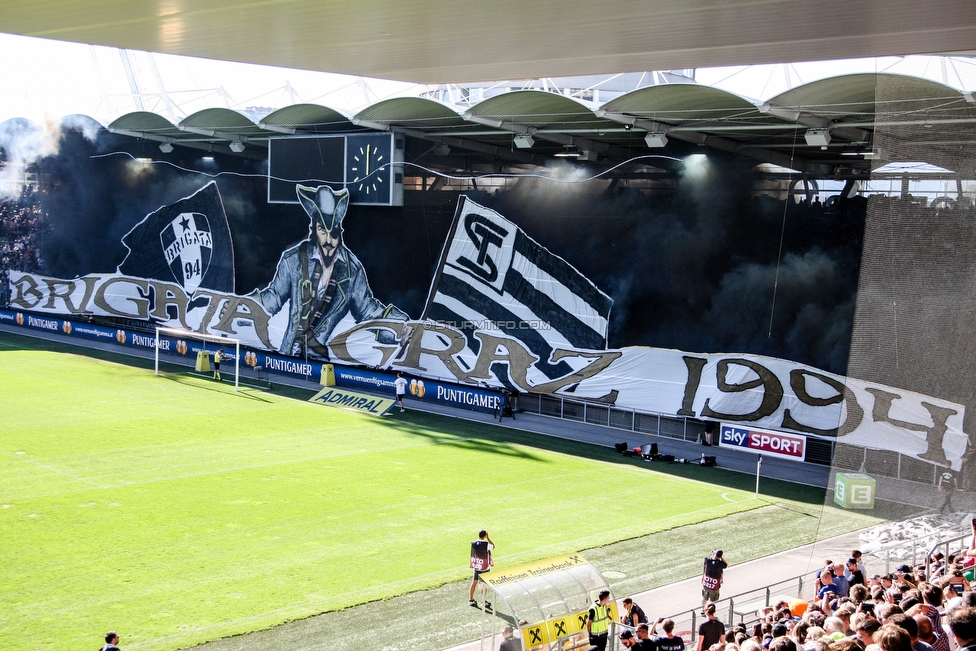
[474,554,616,651]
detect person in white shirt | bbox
[394,372,408,412]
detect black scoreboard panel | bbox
[268,134,402,206]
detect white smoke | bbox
[0,115,99,200]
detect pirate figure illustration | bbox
[252,184,408,358]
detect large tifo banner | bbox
[5,188,967,469]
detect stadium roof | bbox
[1,1,975,84]
[100,72,976,178]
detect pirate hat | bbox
[297,184,349,236]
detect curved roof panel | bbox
[179,108,266,136]
[602,84,759,120]
[767,73,974,122]
[108,111,182,136]
[466,90,608,129]
[260,104,354,132]
[355,97,468,129]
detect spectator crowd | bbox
[610,523,976,651]
[0,184,45,306]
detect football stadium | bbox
[3,5,976,651]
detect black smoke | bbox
[15,121,302,290]
[479,159,865,375]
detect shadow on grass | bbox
[383,409,834,505]
[160,373,275,403]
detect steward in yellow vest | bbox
[587,590,612,651]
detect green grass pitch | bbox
[0,333,805,651]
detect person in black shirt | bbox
[939,462,959,514]
[635,624,657,651]
[499,625,522,651]
[701,550,728,611]
[622,597,649,626]
[469,530,494,606]
[695,603,725,651]
[846,558,866,587]
[652,618,687,651]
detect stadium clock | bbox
[345,134,394,204]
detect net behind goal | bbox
[154,327,241,391]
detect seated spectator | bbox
[622,598,649,627]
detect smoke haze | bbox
[2,126,865,375]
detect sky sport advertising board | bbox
[719,424,807,462]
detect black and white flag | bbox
[423,197,612,380]
[117,182,235,293]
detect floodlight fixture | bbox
[159,142,174,153]
[804,129,831,147]
[513,134,535,149]
[645,132,669,148]
[229,141,246,153]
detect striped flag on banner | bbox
[423,197,612,381]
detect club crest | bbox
[160,212,213,292]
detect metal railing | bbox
[519,392,708,443]
[866,524,972,575]
[926,530,975,581]
[667,573,810,643]
[600,574,812,651]
[833,442,955,487]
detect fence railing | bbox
[595,574,813,651]
[519,392,709,443]
[926,530,974,581]
[518,392,836,466]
